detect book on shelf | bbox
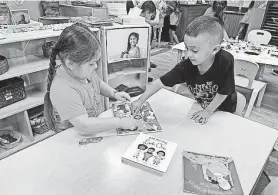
[112,101,162,136]
[122,133,177,176]
[182,151,244,195]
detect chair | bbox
[234,59,259,89]
[234,59,267,118]
[235,92,246,116]
[247,30,272,45]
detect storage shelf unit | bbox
[261,1,278,46]
[101,25,151,109]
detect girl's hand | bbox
[191,110,213,125]
[114,91,131,102]
[119,117,138,130]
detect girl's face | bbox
[130,35,138,46]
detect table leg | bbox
[255,84,267,108]
[244,90,258,118]
[257,64,266,79]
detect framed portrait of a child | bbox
[104,26,150,63]
[11,9,30,25]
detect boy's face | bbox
[144,11,155,20]
[184,34,220,66]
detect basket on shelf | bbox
[0,55,9,75]
[42,41,55,58]
[0,129,22,149]
[0,77,26,109]
[30,113,50,134]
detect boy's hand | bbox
[114,92,131,102]
[131,99,144,115]
[191,110,213,125]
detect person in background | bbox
[168,1,181,45]
[236,1,255,40]
[132,16,237,125]
[44,23,138,134]
[203,0,229,40]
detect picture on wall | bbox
[106,27,149,63]
[11,9,30,25]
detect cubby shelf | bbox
[0,55,49,81]
[108,68,145,79]
[0,87,45,120]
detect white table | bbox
[0,89,277,195]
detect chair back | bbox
[235,92,246,116]
[247,30,272,45]
[234,59,259,89]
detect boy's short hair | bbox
[184,16,224,44]
[141,1,156,15]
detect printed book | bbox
[112,101,162,136]
[183,151,244,195]
[122,133,177,175]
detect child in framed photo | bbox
[121,32,141,59]
[11,9,30,25]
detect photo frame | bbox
[105,27,150,63]
[10,9,30,25]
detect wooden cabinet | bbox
[176,4,210,41]
[59,4,109,19]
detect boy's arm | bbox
[205,93,228,115]
[137,79,164,104]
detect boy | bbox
[169,1,181,45]
[128,1,157,22]
[132,16,237,125]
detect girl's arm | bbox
[223,28,229,41]
[70,114,136,135]
[99,80,116,98]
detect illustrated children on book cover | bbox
[112,101,162,135]
[183,151,244,195]
[122,134,177,174]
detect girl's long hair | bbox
[44,23,101,132]
[126,32,139,53]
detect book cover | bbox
[112,101,162,136]
[122,133,177,175]
[183,151,244,195]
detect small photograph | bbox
[106,27,149,63]
[11,9,30,25]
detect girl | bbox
[168,1,181,45]
[121,32,140,58]
[203,0,229,40]
[44,23,138,135]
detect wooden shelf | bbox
[0,87,45,120]
[0,133,30,160]
[0,55,49,81]
[108,68,145,79]
[108,58,144,64]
